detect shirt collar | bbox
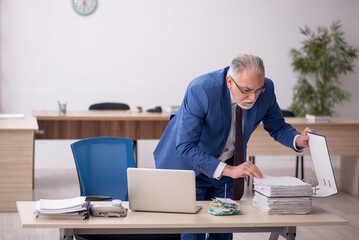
[230,91,237,106]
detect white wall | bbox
[1,0,359,169]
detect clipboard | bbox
[308,132,338,198]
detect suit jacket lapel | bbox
[221,75,231,150]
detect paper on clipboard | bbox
[308,132,338,197]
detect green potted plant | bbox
[289,21,358,118]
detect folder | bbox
[308,132,338,197]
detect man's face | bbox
[226,68,265,109]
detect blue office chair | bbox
[71,137,180,240]
[71,137,135,200]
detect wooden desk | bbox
[17,201,347,240]
[0,117,38,212]
[247,117,359,156]
[33,110,170,140]
[33,111,359,196]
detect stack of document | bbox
[0,113,24,119]
[34,196,90,220]
[305,114,330,123]
[253,175,313,215]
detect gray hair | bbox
[227,54,265,78]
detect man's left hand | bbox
[296,127,315,148]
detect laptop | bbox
[127,168,202,213]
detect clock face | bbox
[72,0,98,16]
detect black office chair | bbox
[89,102,130,110]
[281,110,295,118]
[248,110,305,188]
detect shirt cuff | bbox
[293,134,305,152]
[213,161,227,180]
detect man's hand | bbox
[222,161,263,179]
[296,127,315,148]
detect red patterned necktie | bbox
[233,105,244,200]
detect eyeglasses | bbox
[230,75,266,95]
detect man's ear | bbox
[226,76,232,89]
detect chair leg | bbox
[247,156,255,189]
[251,156,255,191]
[295,156,299,178]
[247,156,253,186]
[301,156,304,179]
[133,140,138,167]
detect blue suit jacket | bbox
[154,67,299,178]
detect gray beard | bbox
[237,101,255,110]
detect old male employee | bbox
[154,54,312,240]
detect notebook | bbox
[127,168,202,213]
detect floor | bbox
[1,167,359,240]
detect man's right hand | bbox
[222,161,263,179]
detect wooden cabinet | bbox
[0,117,38,211]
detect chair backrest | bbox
[71,137,136,201]
[89,102,130,110]
[281,109,295,117]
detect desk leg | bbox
[133,140,138,167]
[32,134,35,189]
[269,226,296,240]
[269,232,279,240]
[59,228,73,240]
[340,156,359,196]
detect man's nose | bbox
[248,92,257,101]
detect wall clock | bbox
[72,0,98,16]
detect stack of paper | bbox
[305,114,330,123]
[34,196,89,220]
[253,193,312,215]
[0,113,24,118]
[253,175,313,215]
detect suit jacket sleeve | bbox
[261,80,300,150]
[175,83,221,178]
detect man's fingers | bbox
[302,127,314,135]
[242,161,262,179]
[248,165,262,179]
[301,135,309,141]
[249,172,254,180]
[242,167,254,179]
